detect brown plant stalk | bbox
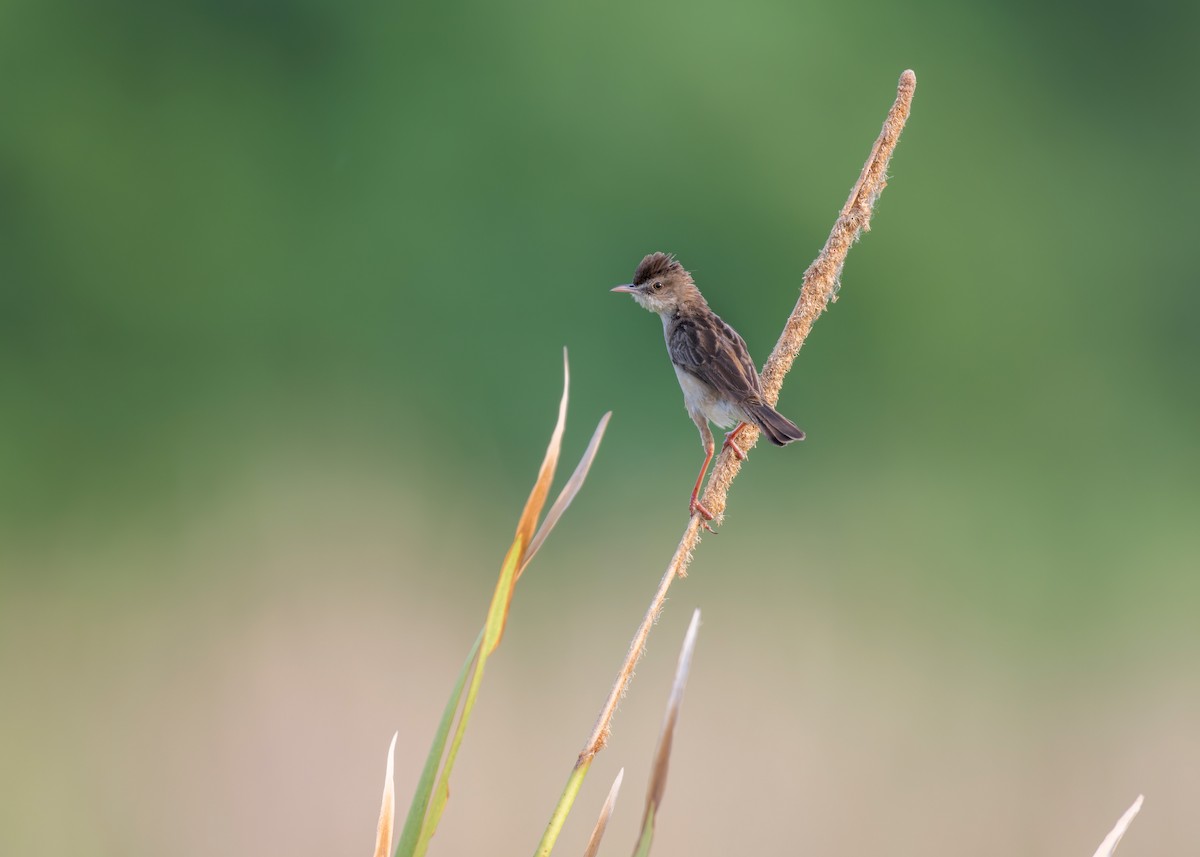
[578,69,917,764]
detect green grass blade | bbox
[394,629,483,857]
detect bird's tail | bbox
[746,401,805,446]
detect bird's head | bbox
[612,252,702,315]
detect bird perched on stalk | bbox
[612,252,804,530]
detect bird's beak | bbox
[611,284,637,294]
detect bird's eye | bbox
[652,281,663,291]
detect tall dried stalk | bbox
[580,69,916,764]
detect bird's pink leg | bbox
[689,441,717,532]
[722,422,749,460]
[687,415,718,531]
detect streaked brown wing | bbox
[668,313,763,401]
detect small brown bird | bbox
[613,252,804,528]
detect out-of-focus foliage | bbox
[1,1,1197,855]
[4,0,1193,566]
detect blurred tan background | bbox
[2,0,1198,854]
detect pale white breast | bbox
[671,364,745,429]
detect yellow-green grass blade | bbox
[415,353,592,855]
[488,348,570,653]
[534,756,594,857]
[402,352,608,857]
[412,542,523,857]
[394,630,483,857]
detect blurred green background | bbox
[2,0,1198,854]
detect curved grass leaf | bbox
[488,347,571,654]
[521,410,611,580]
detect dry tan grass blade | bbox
[641,608,701,823]
[1091,795,1144,857]
[521,410,613,579]
[513,347,571,558]
[581,768,625,857]
[372,732,398,857]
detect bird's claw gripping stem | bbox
[722,423,749,460]
[689,497,717,533]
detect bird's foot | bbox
[722,423,749,460]
[689,496,717,533]
[721,434,746,460]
